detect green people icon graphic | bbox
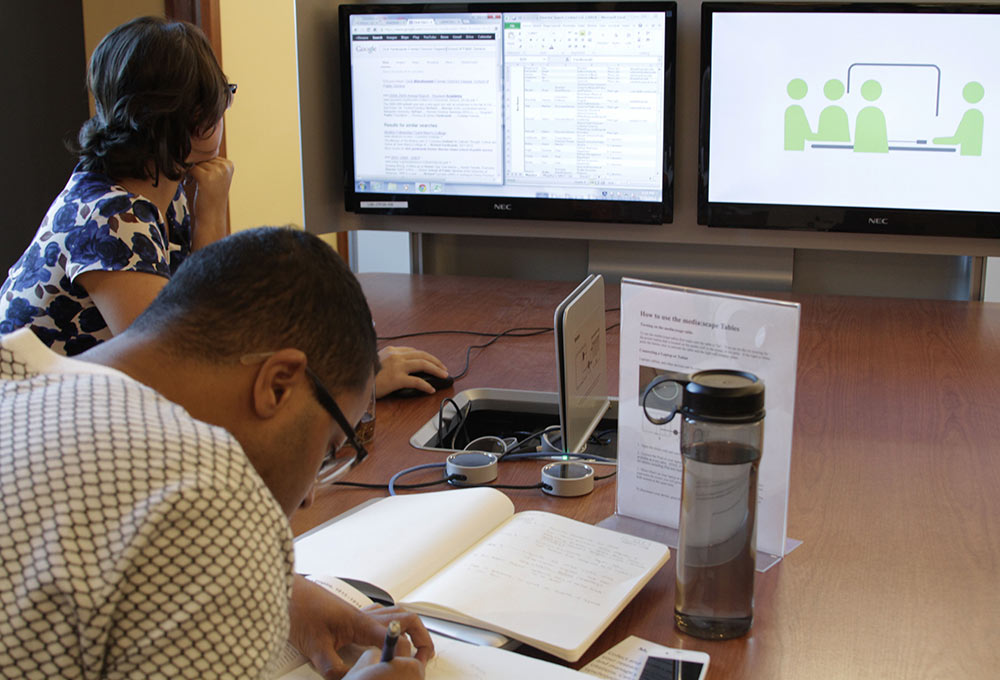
[933,81,984,156]
[784,78,815,150]
[816,79,850,142]
[854,80,888,153]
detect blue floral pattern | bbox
[0,169,191,355]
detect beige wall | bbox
[219,0,305,234]
[82,0,165,59]
[81,0,165,114]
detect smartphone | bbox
[636,649,710,680]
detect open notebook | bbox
[293,488,670,662]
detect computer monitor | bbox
[699,2,1000,238]
[340,2,676,225]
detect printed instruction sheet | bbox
[615,279,800,558]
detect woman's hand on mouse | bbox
[375,346,449,399]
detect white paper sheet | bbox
[581,635,708,680]
[277,634,589,680]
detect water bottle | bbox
[643,369,764,639]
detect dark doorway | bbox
[0,1,90,273]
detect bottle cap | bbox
[681,369,765,423]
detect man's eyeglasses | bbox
[240,353,368,483]
[303,365,369,483]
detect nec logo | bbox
[493,203,513,211]
[868,217,889,225]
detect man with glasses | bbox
[0,228,432,679]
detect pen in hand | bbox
[380,620,401,663]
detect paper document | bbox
[268,576,374,677]
[581,635,703,680]
[278,633,590,680]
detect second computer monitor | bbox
[699,2,1000,238]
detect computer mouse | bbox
[386,371,454,399]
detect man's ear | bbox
[251,348,309,419]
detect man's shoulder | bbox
[0,361,293,680]
[1,329,288,539]
[1,328,127,381]
[2,354,290,545]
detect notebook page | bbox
[293,488,514,599]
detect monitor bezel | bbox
[339,1,677,225]
[698,2,1000,238]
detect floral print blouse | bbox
[0,169,191,355]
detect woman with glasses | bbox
[0,16,235,356]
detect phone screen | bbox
[638,655,707,680]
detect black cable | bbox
[503,451,616,464]
[337,470,613,491]
[437,399,450,448]
[449,327,552,380]
[332,477,460,490]
[455,404,472,449]
[378,312,621,382]
[345,452,615,494]
[498,425,560,460]
[437,398,467,449]
[378,307,617,345]
[449,481,547,490]
[378,327,552,341]
[499,425,617,459]
[446,322,619,379]
[434,397,476,450]
[589,428,617,446]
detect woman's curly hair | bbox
[74,16,232,184]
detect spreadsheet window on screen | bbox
[348,10,667,203]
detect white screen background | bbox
[708,12,1000,213]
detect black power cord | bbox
[381,326,551,380]
[378,308,620,381]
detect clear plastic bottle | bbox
[672,370,764,639]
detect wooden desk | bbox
[291,274,1000,679]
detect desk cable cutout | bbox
[433,398,616,460]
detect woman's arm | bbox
[75,158,235,336]
[74,270,168,335]
[185,157,235,251]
